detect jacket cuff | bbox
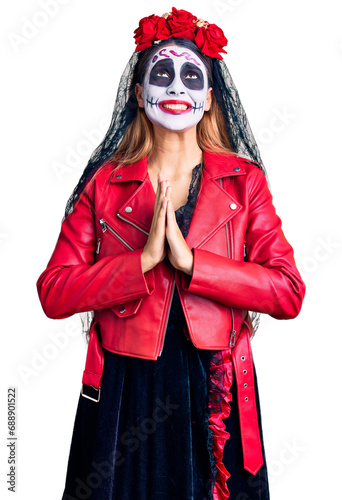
[136,248,155,296]
[181,246,235,299]
[181,247,199,292]
[119,247,155,301]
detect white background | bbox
[1,0,341,498]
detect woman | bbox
[36,8,306,500]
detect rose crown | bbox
[133,7,228,60]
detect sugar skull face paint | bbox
[141,45,210,131]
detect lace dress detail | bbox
[175,162,202,235]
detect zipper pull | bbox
[99,219,107,233]
[229,329,236,348]
[96,237,101,255]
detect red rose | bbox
[168,7,197,28]
[133,9,228,59]
[195,24,228,59]
[206,24,228,48]
[167,7,197,41]
[134,14,160,51]
[155,17,172,40]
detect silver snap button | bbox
[233,167,240,172]
[125,206,133,213]
[241,355,245,361]
[244,383,248,388]
[245,396,248,401]
[243,369,247,374]
[230,203,237,210]
[119,306,126,313]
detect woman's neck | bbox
[147,124,203,177]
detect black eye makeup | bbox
[149,60,174,87]
[180,62,204,90]
[148,59,205,90]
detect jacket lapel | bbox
[111,156,155,233]
[185,150,245,249]
[110,150,246,249]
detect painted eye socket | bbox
[149,61,174,87]
[181,63,204,90]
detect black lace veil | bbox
[68,37,270,342]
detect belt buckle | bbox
[229,329,236,347]
[81,384,101,403]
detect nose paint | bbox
[142,44,209,131]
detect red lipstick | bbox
[158,100,192,114]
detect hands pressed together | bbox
[141,173,194,275]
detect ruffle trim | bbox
[205,349,234,500]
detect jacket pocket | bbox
[112,298,143,317]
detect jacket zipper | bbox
[229,308,236,347]
[158,280,176,356]
[227,220,236,346]
[117,212,173,357]
[99,218,134,251]
[219,178,230,258]
[116,213,149,236]
[221,176,236,348]
[225,223,230,258]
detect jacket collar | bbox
[109,150,246,183]
[109,150,245,249]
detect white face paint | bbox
[141,44,209,131]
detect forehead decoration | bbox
[151,48,201,66]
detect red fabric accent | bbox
[232,325,264,475]
[208,348,234,499]
[82,321,104,390]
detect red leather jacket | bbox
[36,149,305,475]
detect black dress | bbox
[62,162,270,500]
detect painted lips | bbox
[158,100,192,114]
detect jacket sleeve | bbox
[36,181,155,320]
[181,166,305,319]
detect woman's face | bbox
[136,44,212,132]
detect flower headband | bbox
[133,6,228,60]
